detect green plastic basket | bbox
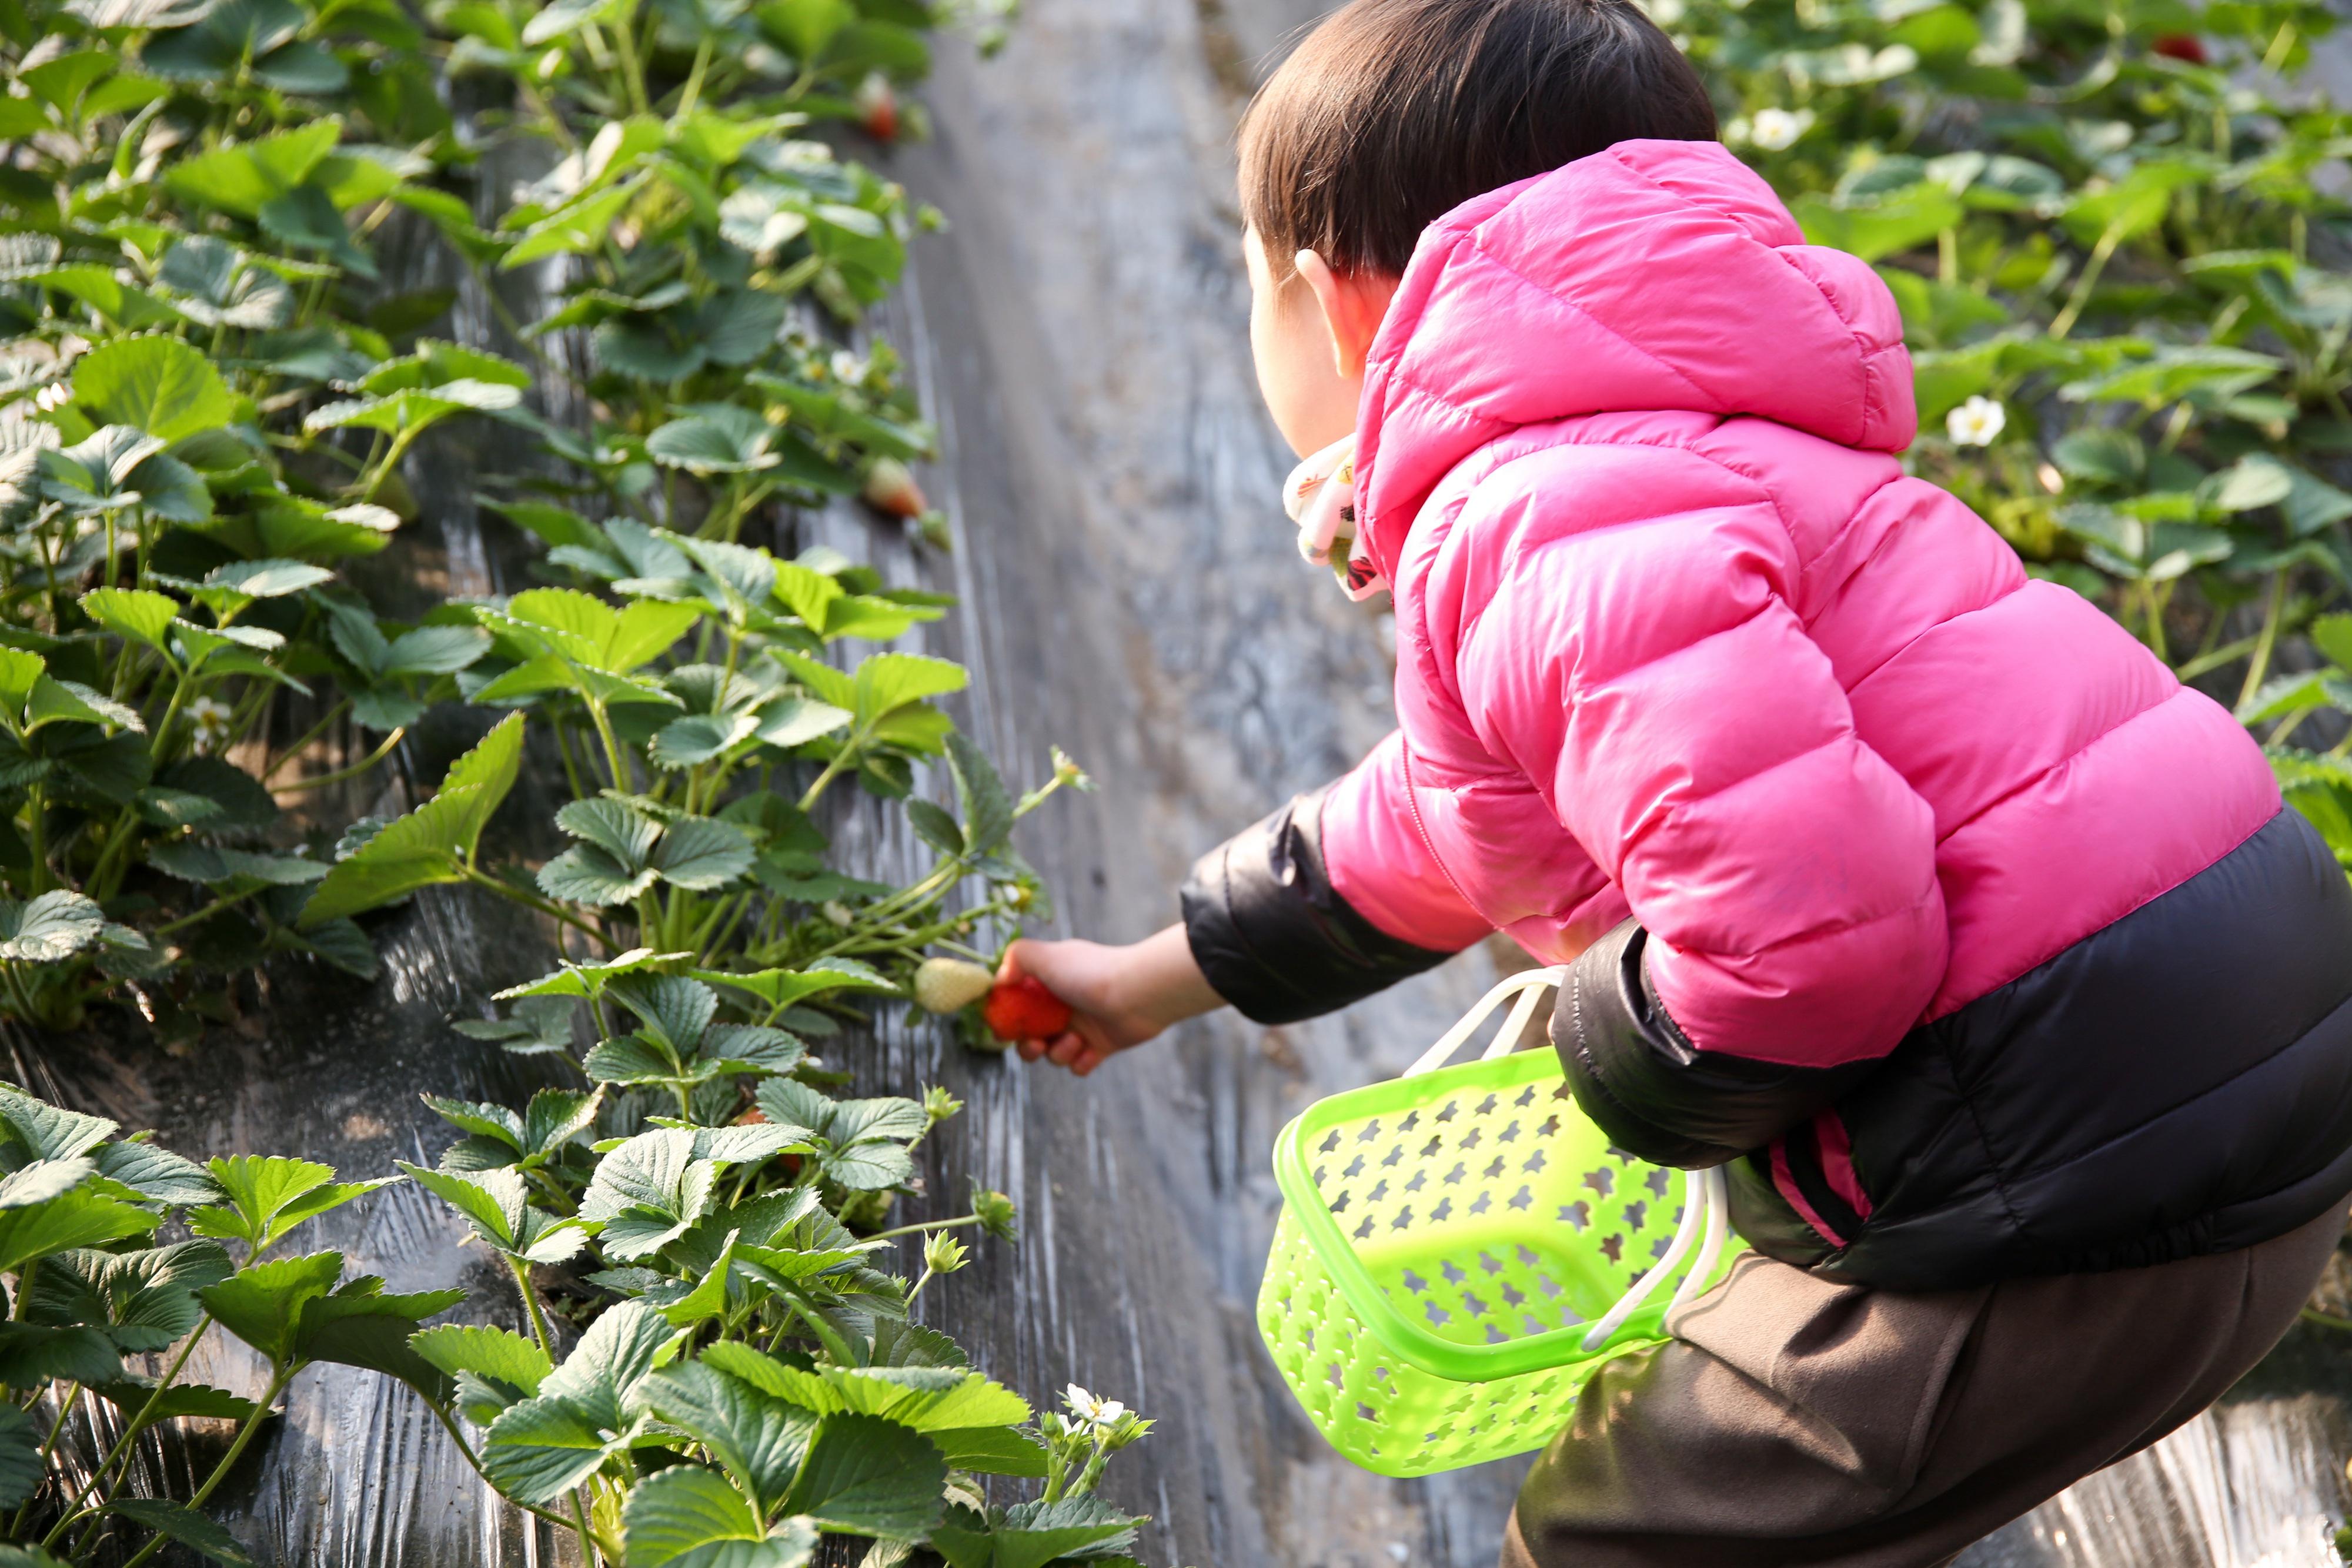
[1257,968,1740,1477]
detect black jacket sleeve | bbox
[1180,787,1463,1025]
[1553,920,1877,1168]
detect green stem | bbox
[2050,220,2126,340]
[51,1318,213,1549]
[2174,632,2262,683]
[260,699,353,782]
[117,1365,293,1568]
[2239,570,2290,713]
[510,1258,556,1362]
[671,33,713,121]
[863,1212,981,1244]
[273,726,406,794]
[23,783,45,896]
[12,1381,81,1536]
[421,1399,582,1537]
[461,866,615,951]
[609,12,651,115]
[154,889,260,938]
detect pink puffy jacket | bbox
[1184,139,2352,1286]
[1330,136,2276,1049]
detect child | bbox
[1003,1,2352,1562]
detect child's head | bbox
[1239,0,1718,456]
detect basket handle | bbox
[1402,967,1569,1078]
[1401,966,1732,1349]
[1578,1165,1729,1350]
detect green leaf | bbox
[80,587,181,653]
[495,947,689,1002]
[643,1361,816,1513]
[646,406,778,474]
[751,697,852,748]
[780,1413,945,1540]
[89,1380,258,1422]
[0,1322,124,1388]
[623,1467,817,1568]
[1791,183,1965,263]
[0,1405,41,1509]
[2061,346,2282,409]
[945,731,1013,855]
[0,1187,156,1276]
[300,714,524,924]
[199,1250,345,1365]
[106,1499,254,1566]
[714,1360,1029,1432]
[293,1279,466,1397]
[72,335,234,443]
[26,1240,231,1352]
[653,818,754,890]
[92,1141,219,1206]
[0,892,107,962]
[0,1085,116,1162]
[990,1497,1144,1568]
[148,844,327,888]
[410,1324,551,1398]
[163,119,342,219]
[188,1155,393,1252]
[694,959,897,1015]
[928,1425,1050,1477]
[482,1392,627,1504]
[650,711,762,770]
[580,1131,717,1260]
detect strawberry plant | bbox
[0,1082,460,1565]
[0,0,518,1037]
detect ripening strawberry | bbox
[2151,34,2207,63]
[914,956,995,1014]
[863,456,927,520]
[984,975,1073,1042]
[856,72,899,143]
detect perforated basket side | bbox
[1259,1206,1628,1477]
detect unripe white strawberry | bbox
[863,456,927,520]
[913,956,994,1014]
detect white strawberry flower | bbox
[1946,394,2008,447]
[1748,107,1815,151]
[1063,1384,1126,1429]
[187,696,233,753]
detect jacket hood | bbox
[1353,139,1918,577]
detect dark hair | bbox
[1239,0,1719,278]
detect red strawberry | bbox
[856,72,899,143]
[2152,34,2207,63]
[984,975,1072,1042]
[863,456,927,520]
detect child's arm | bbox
[1012,735,1498,1076]
[999,926,1224,1076]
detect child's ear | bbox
[1295,250,1399,381]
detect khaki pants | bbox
[1503,1201,2346,1568]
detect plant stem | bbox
[12,1381,82,1536]
[509,1258,557,1361]
[2240,570,2290,711]
[51,1318,213,1548]
[2050,220,2126,340]
[116,1365,293,1568]
[864,1212,981,1244]
[462,866,615,951]
[274,726,406,794]
[260,699,354,782]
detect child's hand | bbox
[1000,925,1225,1077]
